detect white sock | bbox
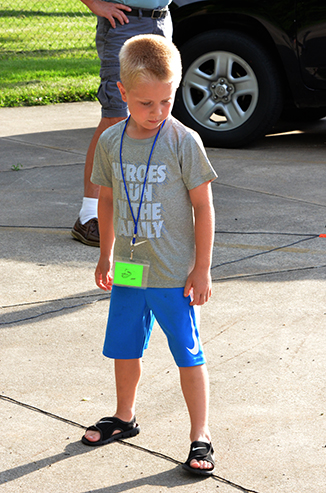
[79,197,98,224]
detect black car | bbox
[170,0,326,147]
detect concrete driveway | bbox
[0,102,325,492]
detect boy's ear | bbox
[117,81,127,102]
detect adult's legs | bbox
[73,13,172,245]
[71,116,124,246]
[84,116,124,199]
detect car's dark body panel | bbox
[297,1,326,91]
[170,0,326,108]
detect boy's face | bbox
[117,78,176,138]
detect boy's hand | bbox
[95,256,113,291]
[184,267,212,306]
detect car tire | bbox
[173,30,284,148]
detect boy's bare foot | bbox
[83,429,102,442]
[189,457,214,471]
[83,425,126,442]
[183,441,215,475]
[81,416,139,446]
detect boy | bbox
[82,34,217,476]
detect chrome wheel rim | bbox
[182,51,259,132]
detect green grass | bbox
[1,56,100,107]
[0,0,100,107]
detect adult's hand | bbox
[81,0,132,28]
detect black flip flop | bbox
[182,441,215,476]
[81,416,140,447]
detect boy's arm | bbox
[184,181,215,306]
[95,186,115,291]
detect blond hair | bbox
[119,34,182,91]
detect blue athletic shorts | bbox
[103,286,206,367]
[96,12,173,118]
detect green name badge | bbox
[113,258,149,288]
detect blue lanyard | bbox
[119,116,166,259]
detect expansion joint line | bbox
[0,395,260,493]
[212,264,326,282]
[211,234,320,270]
[0,294,110,326]
[1,293,110,310]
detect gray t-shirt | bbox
[92,115,217,288]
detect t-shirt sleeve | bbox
[91,131,113,188]
[178,129,217,190]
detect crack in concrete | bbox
[0,395,262,492]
